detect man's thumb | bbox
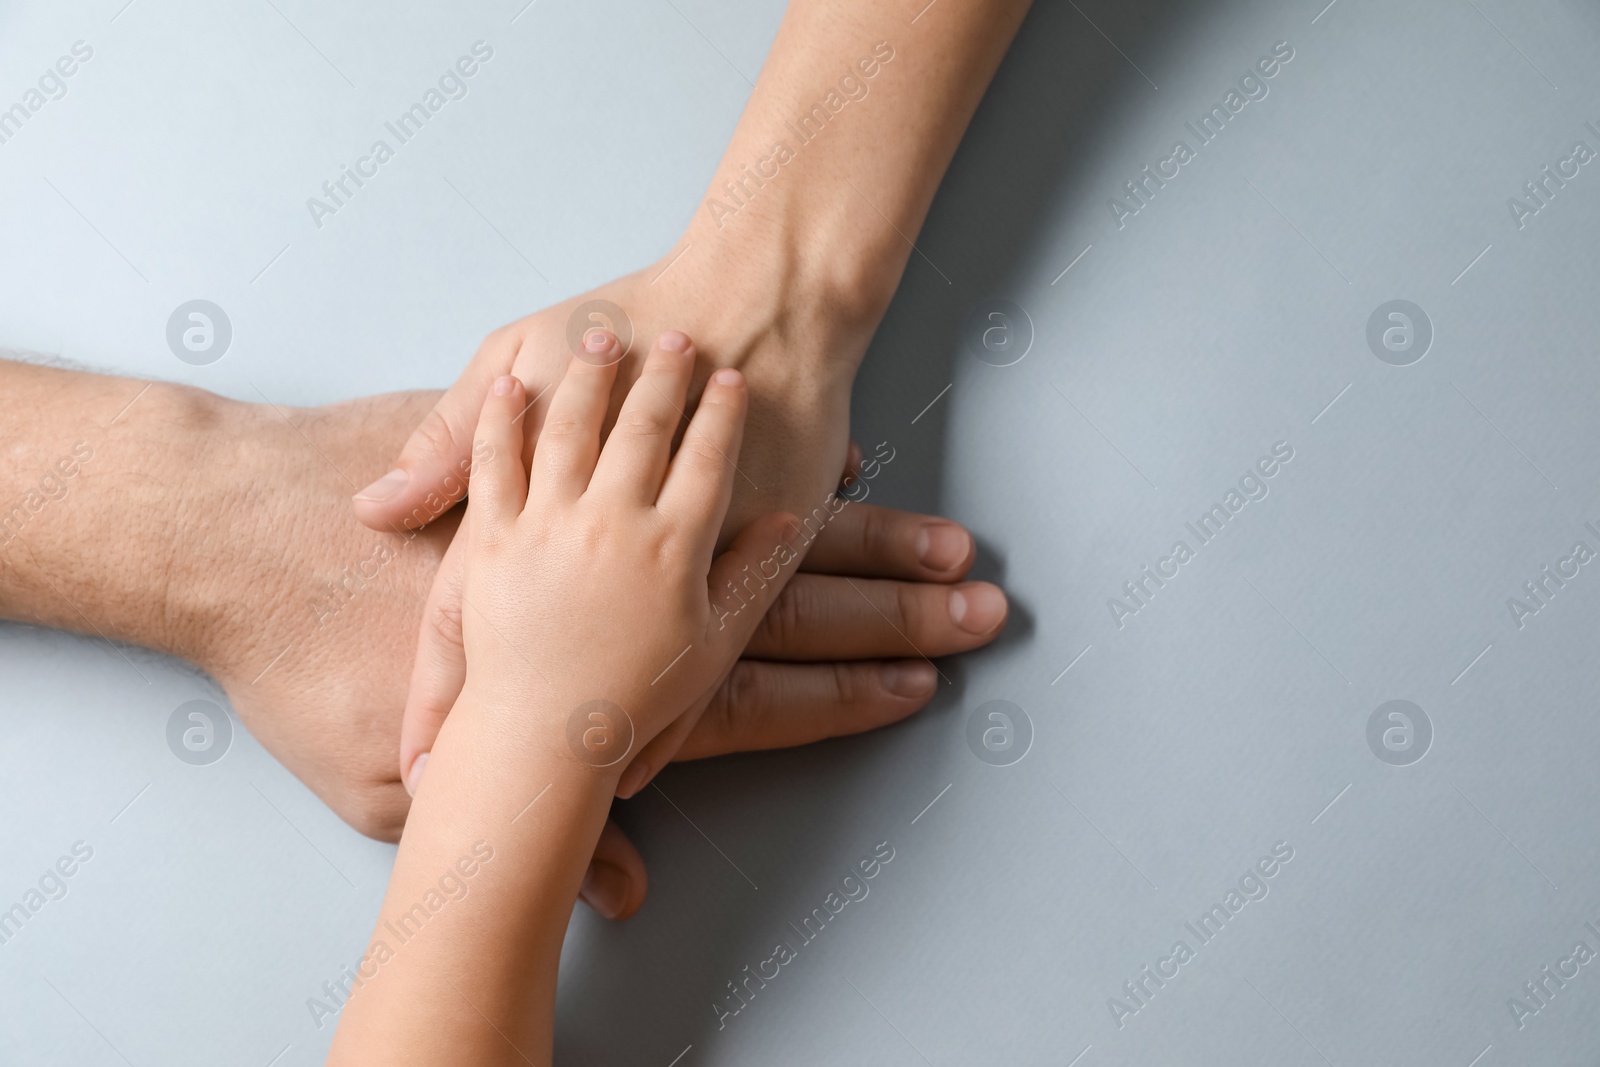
[352,387,485,531]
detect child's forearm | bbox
[328,694,620,1065]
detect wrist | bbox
[448,681,630,795]
[158,388,452,686]
[140,384,283,671]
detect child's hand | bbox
[455,333,799,782]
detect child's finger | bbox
[589,332,695,502]
[467,375,529,526]
[704,511,804,654]
[657,367,746,536]
[532,331,622,499]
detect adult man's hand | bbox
[0,361,1006,918]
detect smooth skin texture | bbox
[330,354,796,1064]
[0,356,1001,917]
[351,0,1032,800]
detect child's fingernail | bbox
[584,329,615,353]
[404,752,429,797]
[915,522,970,571]
[355,468,409,503]
[617,762,649,798]
[492,375,516,396]
[949,583,1007,634]
[658,330,691,353]
[581,861,631,919]
[711,368,741,386]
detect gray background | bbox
[3,0,1599,1063]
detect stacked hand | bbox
[337,250,1008,918]
[198,373,1003,919]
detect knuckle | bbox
[426,595,465,650]
[678,434,727,470]
[889,582,918,636]
[619,406,673,439]
[856,504,897,560]
[410,407,466,459]
[829,662,861,706]
[342,789,404,842]
[541,414,586,439]
[720,665,767,738]
[700,673,746,749]
[756,581,810,651]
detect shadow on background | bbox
[553,1,1183,1062]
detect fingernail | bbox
[581,861,631,919]
[584,329,615,353]
[949,583,1006,634]
[617,761,649,798]
[711,368,741,386]
[657,330,691,354]
[882,661,936,698]
[492,375,516,396]
[355,468,409,503]
[916,523,971,571]
[404,752,429,797]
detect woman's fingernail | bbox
[581,861,632,919]
[355,468,409,503]
[404,752,429,797]
[657,330,691,353]
[916,523,971,571]
[711,367,741,386]
[584,329,615,353]
[617,762,649,798]
[492,375,516,396]
[949,583,1007,634]
[882,661,937,698]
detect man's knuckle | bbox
[890,582,919,635]
[829,662,860,706]
[758,584,810,650]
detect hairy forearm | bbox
[684,0,1033,324]
[0,359,446,682]
[0,360,215,657]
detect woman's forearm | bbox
[683,0,1034,324]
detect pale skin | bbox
[330,348,807,1063]
[2,0,1032,1044]
[0,357,1004,920]
[323,0,1032,1055]
[351,0,1035,809]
